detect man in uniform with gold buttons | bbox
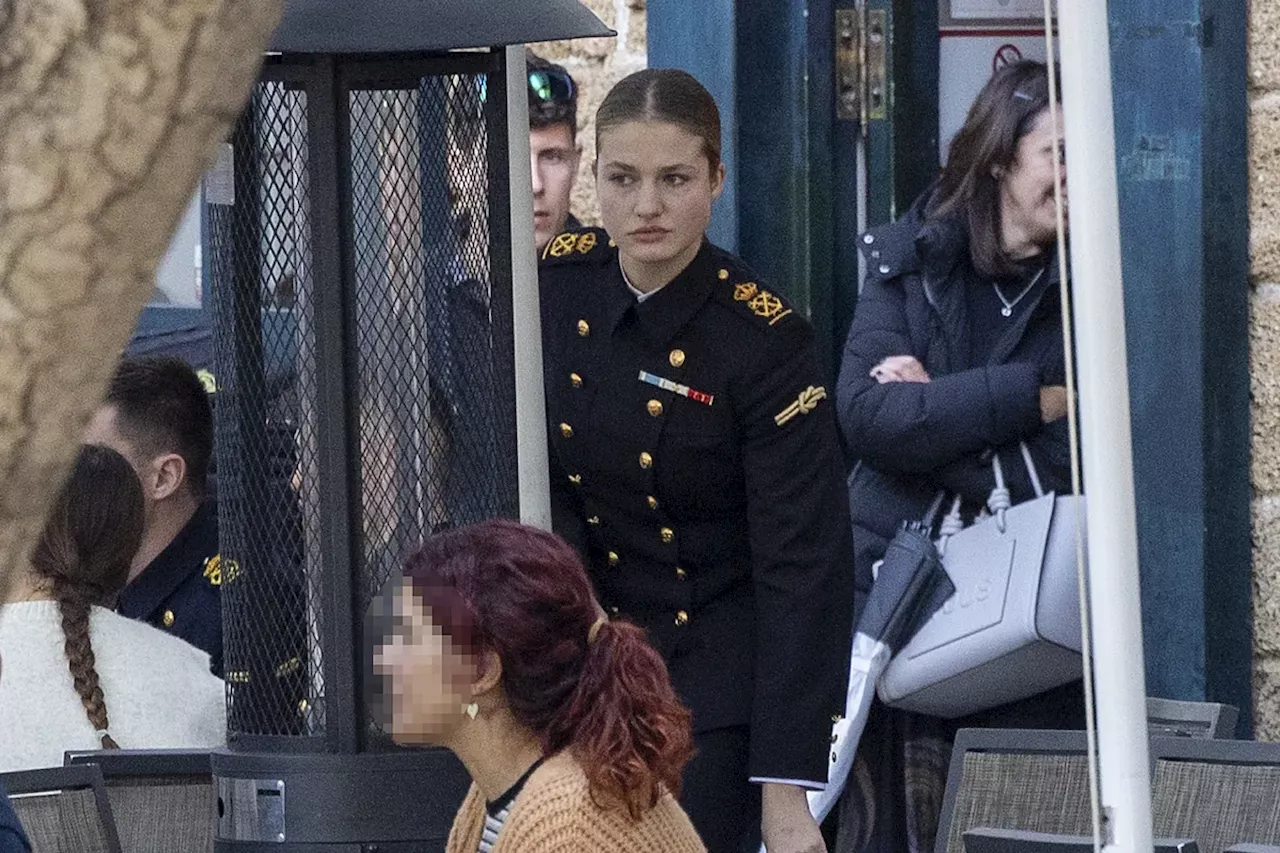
[85,356,224,675]
[538,68,855,853]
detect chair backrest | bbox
[1,765,122,853]
[1147,698,1240,740]
[962,828,1198,853]
[1150,738,1280,853]
[935,730,1093,853]
[64,750,214,853]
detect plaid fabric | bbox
[1153,760,1280,853]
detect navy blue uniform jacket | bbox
[117,503,222,675]
[540,229,855,783]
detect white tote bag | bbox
[878,443,1086,718]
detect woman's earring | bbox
[463,702,479,720]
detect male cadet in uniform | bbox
[527,51,582,252]
[84,356,224,675]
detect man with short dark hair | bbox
[527,51,582,251]
[84,356,223,675]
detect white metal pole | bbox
[1057,3,1154,850]
[505,44,551,529]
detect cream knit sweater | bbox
[0,601,226,771]
[446,752,706,853]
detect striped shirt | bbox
[477,757,545,853]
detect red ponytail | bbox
[403,520,693,819]
[547,618,692,818]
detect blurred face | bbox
[998,107,1067,253]
[530,123,580,251]
[596,121,725,276]
[373,584,475,747]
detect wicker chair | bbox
[935,730,1093,853]
[961,828,1197,853]
[1150,738,1280,853]
[64,750,214,853]
[1,765,122,853]
[1146,698,1239,740]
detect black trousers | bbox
[680,726,762,853]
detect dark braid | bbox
[30,444,144,751]
[55,582,119,750]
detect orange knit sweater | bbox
[444,752,706,853]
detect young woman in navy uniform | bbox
[539,69,854,853]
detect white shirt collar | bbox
[620,259,665,303]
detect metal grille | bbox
[209,81,319,739]
[208,56,519,744]
[349,75,511,612]
[350,74,516,737]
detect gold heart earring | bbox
[463,702,479,720]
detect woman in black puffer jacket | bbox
[834,60,1084,853]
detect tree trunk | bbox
[0,0,283,594]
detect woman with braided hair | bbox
[0,444,225,771]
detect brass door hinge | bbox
[835,5,888,131]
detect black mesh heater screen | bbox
[208,53,518,748]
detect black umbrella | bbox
[805,520,954,823]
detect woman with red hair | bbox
[372,519,704,852]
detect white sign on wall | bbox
[949,0,1053,21]
[153,191,203,307]
[938,32,1052,161]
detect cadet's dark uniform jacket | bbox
[540,229,855,783]
[117,503,223,676]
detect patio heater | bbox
[204,1,610,849]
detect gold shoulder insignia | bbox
[726,278,794,326]
[203,555,222,586]
[196,369,217,394]
[203,554,240,586]
[748,289,793,325]
[275,657,302,678]
[541,228,613,264]
[775,386,828,427]
[543,231,579,260]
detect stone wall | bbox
[1251,0,1280,739]
[530,0,648,226]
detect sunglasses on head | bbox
[529,68,575,104]
[477,68,575,106]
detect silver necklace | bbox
[992,267,1046,317]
